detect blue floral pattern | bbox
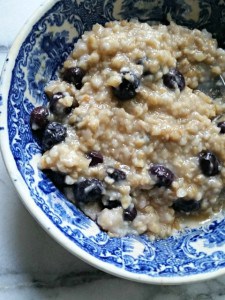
[3,0,225,280]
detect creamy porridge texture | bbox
[30,20,225,238]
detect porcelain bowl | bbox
[1,0,225,284]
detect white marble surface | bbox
[1,0,225,299]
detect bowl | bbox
[1,0,225,285]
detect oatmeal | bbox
[30,20,225,238]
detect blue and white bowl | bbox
[1,0,225,284]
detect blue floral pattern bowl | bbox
[1,0,225,284]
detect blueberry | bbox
[73,179,104,203]
[49,92,65,114]
[48,92,78,116]
[199,150,220,176]
[163,68,185,91]
[49,92,65,115]
[172,198,201,213]
[217,121,225,134]
[107,168,126,182]
[113,72,140,100]
[30,106,49,130]
[87,151,103,167]
[149,164,174,188]
[62,67,85,90]
[124,206,137,221]
[104,200,121,209]
[44,169,67,191]
[42,122,67,151]
[161,18,170,25]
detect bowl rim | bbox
[1,0,225,285]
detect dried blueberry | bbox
[199,150,220,176]
[107,168,126,182]
[73,179,104,203]
[217,121,225,134]
[62,67,85,90]
[87,151,103,167]
[149,164,174,188]
[172,198,201,213]
[42,122,67,151]
[163,68,185,91]
[104,200,121,209]
[30,106,49,130]
[124,205,137,221]
[113,72,140,100]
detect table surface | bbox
[1,1,225,299]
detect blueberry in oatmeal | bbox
[49,92,63,112]
[199,151,220,177]
[30,106,49,130]
[104,200,121,209]
[172,199,201,213]
[62,67,85,90]
[163,68,185,91]
[113,71,140,100]
[48,92,73,116]
[87,151,104,167]
[42,122,67,151]
[44,169,67,191]
[73,179,104,203]
[124,206,137,221]
[107,168,126,182]
[217,121,225,134]
[36,20,225,238]
[149,165,174,188]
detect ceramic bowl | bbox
[1,0,225,284]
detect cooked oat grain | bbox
[38,20,225,238]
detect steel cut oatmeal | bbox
[30,20,225,238]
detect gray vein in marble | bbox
[1,272,225,300]
[0,271,112,291]
[31,270,114,289]
[0,45,10,53]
